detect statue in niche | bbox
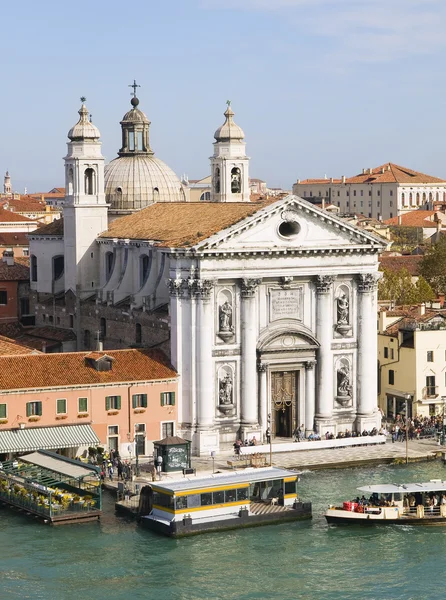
[219,300,233,332]
[337,365,352,398]
[219,373,233,405]
[231,167,241,193]
[337,293,349,325]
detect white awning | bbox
[0,425,99,454]
[20,451,98,479]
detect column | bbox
[315,275,334,419]
[258,362,268,433]
[195,279,214,427]
[240,278,261,424]
[304,360,316,435]
[357,273,379,415]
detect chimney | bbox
[378,310,387,333]
[96,330,103,352]
[418,303,426,316]
[41,342,47,353]
[387,164,391,171]
[330,177,334,183]
[322,197,325,210]
[398,215,402,225]
[2,249,14,266]
[297,179,301,184]
[381,168,385,174]
[368,168,373,174]
[362,168,366,174]
[342,175,346,183]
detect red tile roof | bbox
[0,256,29,281]
[0,335,39,356]
[384,309,446,335]
[0,348,177,390]
[297,163,446,186]
[0,209,37,223]
[29,217,64,236]
[379,255,422,276]
[0,232,29,246]
[384,211,439,228]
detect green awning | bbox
[0,425,99,454]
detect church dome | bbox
[104,89,186,214]
[104,155,185,213]
[214,104,245,142]
[68,101,100,141]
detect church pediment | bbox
[197,195,387,254]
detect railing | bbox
[422,386,439,399]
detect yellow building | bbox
[378,305,446,419]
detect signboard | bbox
[270,288,302,321]
[166,446,188,470]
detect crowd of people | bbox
[389,414,443,442]
[87,449,134,482]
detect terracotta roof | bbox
[297,164,446,186]
[99,201,275,247]
[0,209,37,223]
[379,255,422,276]
[384,309,446,336]
[0,335,40,356]
[25,326,76,342]
[384,211,438,228]
[0,232,29,246]
[0,348,177,391]
[0,256,29,281]
[29,217,64,236]
[1,196,49,213]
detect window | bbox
[303,191,307,197]
[56,398,67,414]
[135,323,142,345]
[389,213,393,218]
[132,394,147,408]
[49,315,53,323]
[140,254,149,286]
[377,191,380,197]
[426,376,436,397]
[390,190,393,196]
[388,370,395,385]
[31,255,38,282]
[84,168,95,195]
[0,291,7,305]
[285,481,296,495]
[108,425,119,451]
[137,131,143,150]
[427,351,434,362]
[106,396,121,410]
[390,348,394,360]
[78,397,88,413]
[162,422,174,438]
[360,190,364,197]
[337,191,340,197]
[199,192,211,201]
[129,131,135,151]
[389,200,393,207]
[56,316,60,325]
[26,401,42,416]
[160,392,176,406]
[384,347,389,359]
[346,191,350,197]
[360,201,363,207]
[69,314,74,328]
[368,190,371,196]
[0,403,6,419]
[23,249,29,257]
[353,190,356,197]
[53,255,64,280]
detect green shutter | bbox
[160,393,165,407]
[106,396,111,411]
[171,392,175,406]
[78,397,88,413]
[57,399,66,414]
[26,402,31,417]
[37,402,42,416]
[0,404,6,419]
[142,394,147,408]
[132,395,137,409]
[116,396,121,410]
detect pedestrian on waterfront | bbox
[108,462,114,481]
[234,439,242,458]
[293,426,300,442]
[100,468,105,483]
[265,428,271,445]
[117,460,123,480]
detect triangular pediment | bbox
[196,195,387,253]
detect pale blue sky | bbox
[2,0,446,192]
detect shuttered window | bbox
[26,401,42,417]
[56,398,67,414]
[160,392,175,406]
[105,396,121,410]
[132,394,147,409]
[0,404,6,419]
[78,397,88,413]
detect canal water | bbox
[1,461,446,600]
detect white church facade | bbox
[29,92,387,454]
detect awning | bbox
[0,425,100,454]
[20,451,99,479]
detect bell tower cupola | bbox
[118,80,153,156]
[210,101,250,202]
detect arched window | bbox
[67,167,74,195]
[52,255,64,280]
[100,318,106,340]
[84,168,95,195]
[135,323,142,345]
[140,254,150,286]
[84,330,91,350]
[31,255,38,282]
[429,192,433,202]
[409,192,413,204]
[401,192,405,204]
[422,192,427,203]
[200,192,211,201]
[436,192,440,201]
[105,252,114,280]
[214,167,220,193]
[231,167,241,193]
[153,187,159,202]
[416,192,420,205]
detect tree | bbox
[415,276,436,303]
[419,236,446,294]
[378,268,435,306]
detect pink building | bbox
[0,348,178,459]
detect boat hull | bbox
[325,509,446,526]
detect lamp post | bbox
[404,393,412,465]
[267,413,273,467]
[441,396,446,446]
[210,450,216,474]
[157,455,163,480]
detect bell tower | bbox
[3,171,11,195]
[63,98,108,295]
[210,102,250,203]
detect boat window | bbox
[285,481,296,495]
[237,488,249,501]
[175,496,187,510]
[187,494,201,509]
[225,489,237,503]
[201,492,213,506]
[153,492,174,509]
[213,491,225,504]
[393,493,402,501]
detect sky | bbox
[1,0,446,193]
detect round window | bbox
[278,220,300,238]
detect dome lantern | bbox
[118,80,153,156]
[68,98,101,141]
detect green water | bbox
[1,461,446,600]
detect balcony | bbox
[422,386,439,399]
